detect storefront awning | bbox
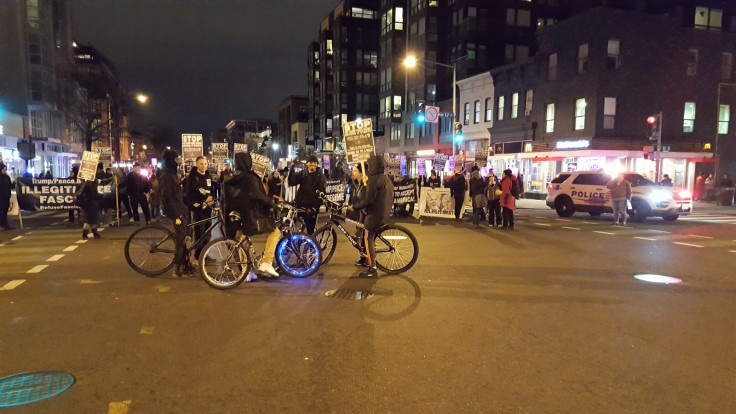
[532,156,565,162]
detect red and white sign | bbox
[425,106,440,123]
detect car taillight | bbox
[674,190,692,201]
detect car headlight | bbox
[648,189,672,203]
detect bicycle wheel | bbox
[124,224,176,276]
[312,225,338,265]
[199,238,251,290]
[275,233,322,278]
[374,224,419,274]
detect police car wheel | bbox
[630,199,650,222]
[555,197,575,217]
[662,214,678,221]
[588,210,603,217]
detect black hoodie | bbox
[159,151,188,220]
[223,153,276,235]
[351,155,394,231]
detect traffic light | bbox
[416,101,426,124]
[454,122,464,142]
[646,115,660,140]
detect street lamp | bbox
[404,55,458,153]
[272,142,280,150]
[136,94,149,104]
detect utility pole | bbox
[655,111,662,183]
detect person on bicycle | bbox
[288,155,326,234]
[347,164,368,267]
[186,156,216,261]
[348,155,394,278]
[159,150,194,278]
[224,152,280,278]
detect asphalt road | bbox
[1,207,735,413]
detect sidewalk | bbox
[515,198,736,215]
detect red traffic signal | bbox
[646,115,657,125]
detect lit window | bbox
[575,98,586,130]
[603,97,616,129]
[393,95,402,111]
[498,96,505,121]
[511,93,519,119]
[525,89,533,116]
[694,7,723,30]
[464,102,470,125]
[485,98,493,122]
[474,100,481,123]
[683,102,696,132]
[395,7,404,30]
[326,39,333,55]
[718,104,730,134]
[545,104,555,133]
[607,39,620,69]
[687,49,698,76]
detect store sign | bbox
[556,140,590,150]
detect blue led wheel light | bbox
[277,234,321,277]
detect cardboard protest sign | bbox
[342,119,375,164]
[250,153,271,179]
[475,149,488,167]
[393,178,417,204]
[233,143,248,154]
[211,142,229,165]
[93,147,112,169]
[182,134,203,161]
[78,151,100,181]
[384,156,401,177]
[433,154,448,173]
[325,179,346,203]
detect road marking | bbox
[0,280,26,290]
[673,242,704,248]
[533,216,547,219]
[555,218,572,222]
[0,242,6,247]
[26,265,49,274]
[97,227,106,232]
[687,234,713,239]
[582,221,597,224]
[63,245,78,252]
[11,235,23,241]
[139,327,155,335]
[79,279,102,284]
[76,239,88,244]
[647,230,671,233]
[155,286,171,293]
[108,400,132,414]
[50,222,60,226]
[634,237,657,241]
[561,226,581,230]
[593,231,615,235]
[46,254,65,262]
[534,223,552,226]
[730,250,736,253]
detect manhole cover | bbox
[324,289,373,300]
[0,371,75,407]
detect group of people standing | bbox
[449,166,519,230]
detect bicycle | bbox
[198,199,322,290]
[124,204,225,277]
[312,192,419,274]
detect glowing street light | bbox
[403,55,418,68]
[142,145,147,150]
[272,142,280,150]
[136,94,149,104]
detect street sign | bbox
[181,134,203,161]
[211,142,229,165]
[342,119,375,164]
[93,147,112,169]
[425,106,440,123]
[78,151,100,181]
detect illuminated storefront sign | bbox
[556,139,590,150]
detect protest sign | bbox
[325,179,346,203]
[182,134,203,161]
[15,177,116,211]
[233,143,248,154]
[384,156,401,177]
[93,147,112,169]
[342,119,375,164]
[78,151,100,181]
[475,149,488,167]
[211,142,229,165]
[250,153,271,179]
[393,178,417,204]
[433,154,448,173]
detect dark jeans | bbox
[299,211,318,234]
[120,194,133,216]
[502,207,514,229]
[172,214,190,268]
[487,199,501,226]
[0,204,9,228]
[365,229,377,268]
[129,194,151,223]
[454,195,464,219]
[191,207,211,257]
[472,207,483,226]
[150,204,160,218]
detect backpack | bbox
[73,182,88,207]
[510,179,520,198]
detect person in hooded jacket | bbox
[348,155,394,278]
[159,150,195,278]
[288,155,326,234]
[500,169,516,229]
[468,169,488,228]
[77,177,102,239]
[449,167,467,220]
[347,164,368,267]
[485,174,502,228]
[0,164,13,230]
[224,152,281,278]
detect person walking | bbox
[606,173,632,226]
[468,168,488,229]
[694,173,706,201]
[67,166,79,224]
[159,150,194,278]
[76,178,102,239]
[500,169,517,230]
[288,155,326,234]
[266,170,283,200]
[124,162,152,224]
[0,164,14,230]
[186,156,215,260]
[485,174,502,228]
[449,167,467,220]
[347,164,368,267]
[348,155,393,278]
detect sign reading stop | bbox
[425,106,440,123]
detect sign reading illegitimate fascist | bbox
[233,143,248,155]
[93,147,112,169]
[475,149,488,168]
[250,153,271,179]
[325,180,346,203]
[182,134,203,161]
[211,142,229,165]
[433,154,449,173]
[15,178,115,211]
[78,151,100,181]
[342,119,375,164]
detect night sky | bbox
[72,0,338,141]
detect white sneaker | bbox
[246,271,258,282]
[258,262,280,278]
[129,218,134,223]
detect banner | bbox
[384,156,401,177]
[325,179,346,203]
[182,134,203,161]
[250,153,270,179]
[78,151,100,181]
[418,188,455,218]
[93,147,112,169]
[233,143,248,154]
[393,178,417,204]
[16,178,115,211]
[475,149,488,168]
[342,119,375,164]
[211,142,229,165]
[433,154,448,173]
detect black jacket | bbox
[347,179,366,222]
[224,153,276,236]
[0,173,11,204]
[352,156,393,231]
[288,168,327,210]
[159,168,188,220]
[123,171,150,196]
[426,176,441,189]
[469,172,487,198]
[449,173,467,198]
[186,168,215,210]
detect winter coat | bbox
[468,171,488,208]
[0,173,11,205]
[351,155,394,231]
[500,175,516,210]
[186,168,215,210]
[606,178,632,201]
[426,176,441,189]
[124,171,150,197]
[347,179,366,222]
[485,178,502,202]
[79,180,101,224]
[159,168,188,221]
[288,167,327,210]
[224,152,276,236]
[267,175,283,198]
[449,173,467,198]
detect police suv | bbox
[546,171,693,222]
